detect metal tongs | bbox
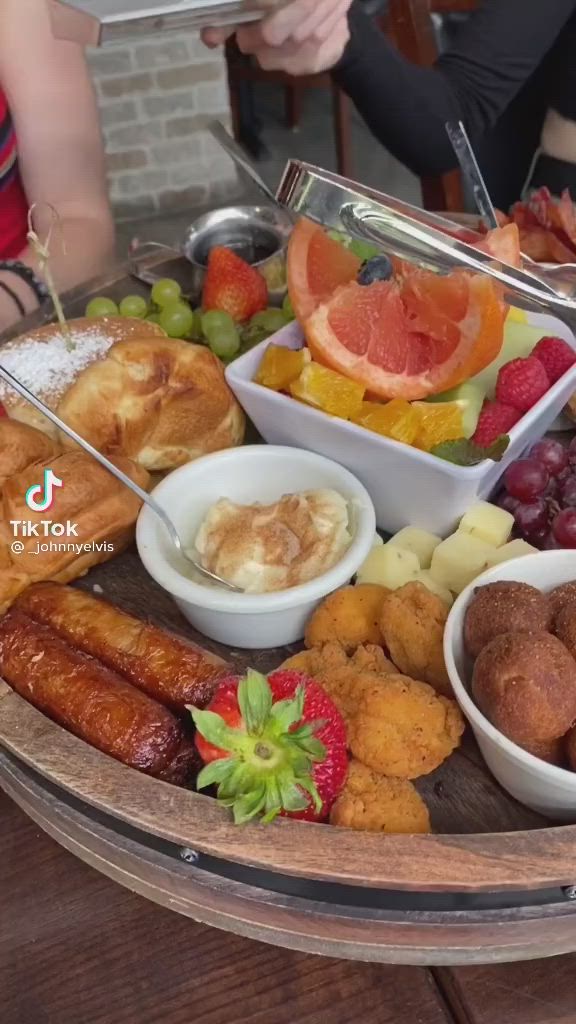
[276,162,576,328]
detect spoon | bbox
[446,120,576,299]
[208,120,283,207]
[0,364,243,593]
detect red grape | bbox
[543,532,562,550]
[497,492,519,515]
[568,437,576,466]
[560,475,576,507]
[504,459,549,502]
[530,439,568,476]
[514,500,548,538]
[553,508,576,547]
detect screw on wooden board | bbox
[562,885,576,900]
[180,848,199,865]
[27,203,73,350]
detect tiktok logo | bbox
[25,468,63,513]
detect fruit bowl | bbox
[444,550,576,821]
[226,314,576,536]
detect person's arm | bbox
[333,0,576,178]
[0,0,115,331]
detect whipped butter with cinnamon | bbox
[194,489,351,593]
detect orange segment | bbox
[290,362,365,419]
[476,223,522,268]
[412,402,464,451]
[287,218,361,323]
[254,344,311,391]
[352,399,420,444]
[305,271,507,401]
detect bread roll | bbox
[0,449,149,614]
[0,419,61,491]
[56,335,245,471]
[0,316,165,438]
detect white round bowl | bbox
[136,445,376,649]
[444,550,576,822]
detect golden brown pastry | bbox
[0,317,164,438]
[519,735,567,767]
[16,582,228,712]
[330,760,431,834]
[57,335,245,471]
[349,673,464,779]
[379,582,452,696]
[464,581,551,659]
[0,419,61,491]
[549,582,576,623]
[0,450,149,614]
[472,632,576,745]
[305,584,389,651]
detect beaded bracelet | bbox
[0,260,50,306]
[0,278,26,317]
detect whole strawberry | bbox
[472,400,520,447]
[203,246,268,323]
[190,669,348,824]
[495,356,550,412]
[532,336,576,385]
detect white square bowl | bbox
[226,313,576,535]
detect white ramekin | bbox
[136,445,376,649]
[444,550,576,821]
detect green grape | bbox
[250,308,288,334]
[119,294,148,318]
[146,313,162,325]
[208,325,241,361]
[348,239,381,261]
[86,296,119,318]
[282,294,295,321]
[159,301,195,339]
[327,229,351,247]
[201,309,235,339]
[151,278,182,308]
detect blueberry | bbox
[357,254,393,286]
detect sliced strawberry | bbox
[202,246,268,323]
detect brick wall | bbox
[88,34,238,220]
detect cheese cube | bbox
[356,544,419,589]
[387,527,442,569]
[458,501,514,548]
[487,539,539,566]
[431,533,497,595]
[413,570,454,607]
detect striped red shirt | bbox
[0,87,29,258]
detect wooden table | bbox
[3,788,576,1024]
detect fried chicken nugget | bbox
[330,760,431,834]
[379,582,451,696]
[280,642,396,731]
[305,584,389,651]
[349,674,464,779]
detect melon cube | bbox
[356,544,419,589]
[458,501,514,548]
[487,539,539,566]
[388,527,442,569]
[431,533,497,595]
[413,570,454,607]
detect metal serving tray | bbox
[277,162,576,329]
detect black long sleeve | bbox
[333,0,576,179]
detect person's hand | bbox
[202,0,352,76]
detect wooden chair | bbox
[385,0,478,211]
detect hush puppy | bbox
[564,726,576,772]
[305,584,389,650]
[379,583,451,696]
[472,632,576,745]
[464,581,551,659]
[554,604,576,661]
[519,735,567,767]
[329,760,431,834]
[549,582,576,624]
[349,674,464,779]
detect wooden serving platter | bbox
[3,259,576,965]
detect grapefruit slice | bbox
[287,218,361,323]
[304,270,507,401]
[475,223,522,268]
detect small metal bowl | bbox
[182,205,293,305]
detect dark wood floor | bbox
[3,792,576,1024]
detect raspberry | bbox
[495,356,550,412]
[532,336,576,384]
[472,400,521,447]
